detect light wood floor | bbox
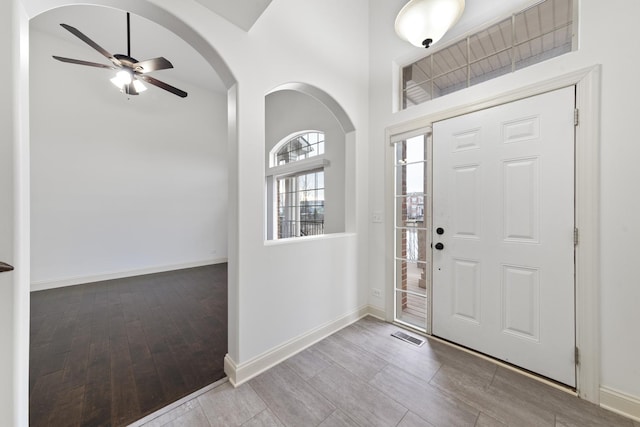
[139,316,636,427]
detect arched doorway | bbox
[19,1,239,425]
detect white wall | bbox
[368,0,640,406]
[0,1,17,424]
[3,1,31,425]
[29,24,228,289]
[219,0,370,365]
[265,89,346,236]
[21,0,371,386]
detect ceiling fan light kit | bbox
[111,69,132,86]
[53,12,187,98]
[395,0,465,48]
[110,70,148,94]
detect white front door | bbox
[432,87,576,386]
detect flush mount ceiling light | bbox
[395,0,465,48]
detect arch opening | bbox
[21,1,239,425]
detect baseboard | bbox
[600,387,640,422]
[225,305,375,387]
[367,304,386,321]
[30,258,228,292]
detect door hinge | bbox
[575,346,580,366]
[574,108,579,126]
[574,228,579,246]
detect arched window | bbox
[265,86,351,241]
[267,131,327,239]
[273,131,325,166]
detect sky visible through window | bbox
[405,135,425,194]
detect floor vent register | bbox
[391,330,425,347]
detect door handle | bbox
[0,262,14,273]
[434,242,444,250]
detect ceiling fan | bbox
[53,12,187,98]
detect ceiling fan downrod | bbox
[126,12,131,58]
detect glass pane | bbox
[406,137,425,163]
[396,162,425,196]
[470,50,512,86]
[395,260,428,296]
[396,196,425,227]
[432,39,467,76]
[395,227,428,262]
[395,290,426,329]
[275,132,325,165]
[403,56,432,89]
[297,174,306,189]
[469,18,512,62]
[514,25,572,70]
[514,0,573,44]
[277,170,325,239]
[433,68,467,98]
[395,136,425,166]
[403,81,432,108]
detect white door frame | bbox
[385,65,601,403]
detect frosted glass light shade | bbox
[395,0,465,48]
[132,79,147,92]
[110,70,133,88]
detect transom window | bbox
[401,0,575,109]
[273,132,325,166]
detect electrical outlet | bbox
[372,211,383,223]
[372,288,382,297]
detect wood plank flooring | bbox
[140,316,636,427]
[30,264,227,427]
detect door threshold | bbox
[128,376,229,427]
[391,321,577,396]
[433,334,576,394]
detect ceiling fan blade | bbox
[138,75,188,98]
[59,23,120,66]
[52,56,116,69]
[134,57,174,73]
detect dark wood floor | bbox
[29,264,228,427]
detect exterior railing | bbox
[405,222,420,262]
[278,219,325,238]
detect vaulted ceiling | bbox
[31,0,542,98]
[194,0,273,31]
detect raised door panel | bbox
[503,157,540,243]
[502,265,540,341]
[452,259,481,324]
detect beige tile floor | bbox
[135,317,638,427]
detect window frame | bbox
[399,0,577,110]
[266,131,329,241]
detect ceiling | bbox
[30,5,227,94]
[438,0,543,42]
[30,1,542,98]
[194,0,273,31]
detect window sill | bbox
[264,232,356,247]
